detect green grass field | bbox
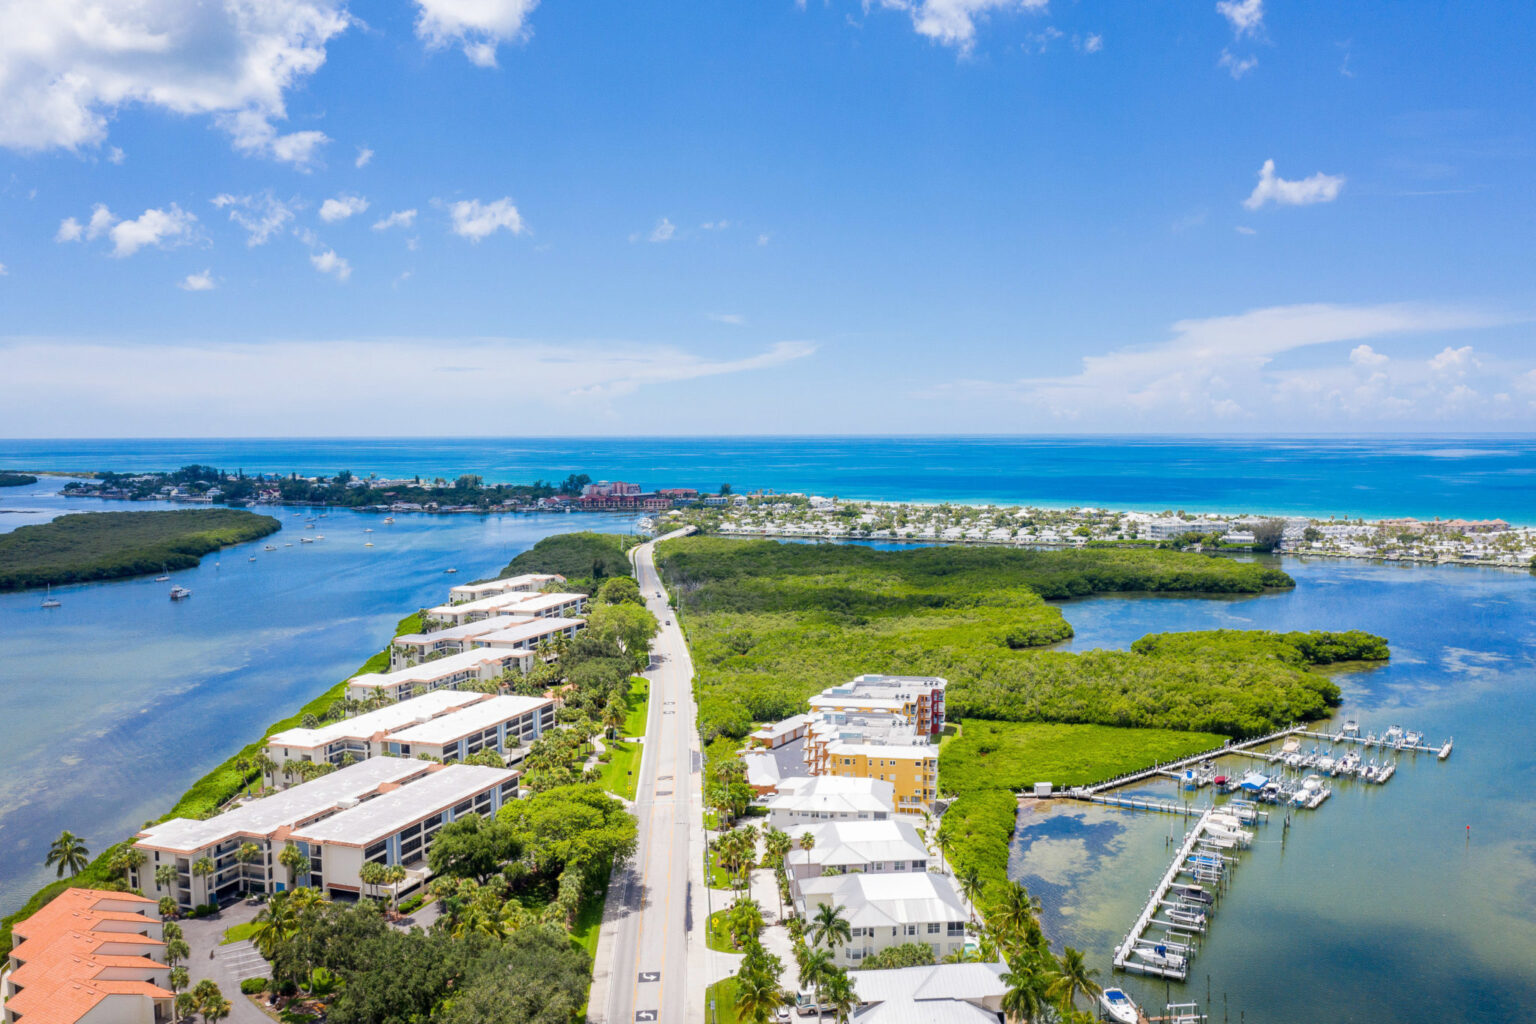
[623,677,650,737]
[939,720,1228,795]
[705,909,738,953]
[221,921,258,945]
[705,978,743,1024]
[598,739,642,801]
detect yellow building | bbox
[825,741,938,814]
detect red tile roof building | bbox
[3,889,172,1024]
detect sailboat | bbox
[40,584,61,609]
[155,564,171,583]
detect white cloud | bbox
[1429,345,1476,374]
[0,263,7,276]
[647,217,676,243]
[319,193,369,223]
[1023,26,1063,54]
[1243,159,1345,209]
[310,248,351,281]
[936,303,1518,428]
[1234,225,1256,235]
[178,269,215,291]
[447,197,525,241]
[757,233,771,246]
[355,146,374,168]
[701,220,732,230]
[1218,48,1258,79]
[107,146,125,164]
[373,209,418,231]
[414,0,539,67]
[1350,344,1388,367]
[875,0,1049,52]
[56,218,84,243]
[0,0,348,165]
[1216,0,1264,38]
[0,337,817,434]
[109,204,197,257]
[211,192,297,247]
[707,313,746,325]
[1078,33,1103,53]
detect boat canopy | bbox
[1238,771,1269,790]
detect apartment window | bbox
[927,922,940,934]
[893,862,905,871]
[454,800,473,815]
[947,922,965,936]
[365,841,387,859]
[904,925,918,936]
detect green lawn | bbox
[705,909,739,953]
[570,856,611,962]
[704,847,739,891]
[598,739,642,801]
[622,677,650,737]
[705,978,743,1024]
[221,921,259,945]
[939,720,1228,795]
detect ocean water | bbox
[0,476,637,915]
[5,435,1536,522]
[1015,557,1536,1024]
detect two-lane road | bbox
[593,529,703,1024]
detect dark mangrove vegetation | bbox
[653,538,1346,741]
[499,530,637,592]
[0,508,281,591]
[0,472,37,487]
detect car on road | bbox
[774,1006,791,1022]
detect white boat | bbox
[444,567,458,574]
[363,528,373,533]
[40,584,61,609]
[248,556,257,562]
[383,517,395,524]
[1342,718,1360,736]
[300,537,314,544]
[364,541,374,547]
[169,585,192,601]
[1438,738,1453,760]
[1317,756,1336,774]
[264,544,277,551]
[1132,944,1186,971]
[1099,988,1140,1024]
[1166,905,1207,928]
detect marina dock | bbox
[1112,807,1222,981]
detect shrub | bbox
[240,977,268,994]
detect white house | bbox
[766,776,895,830]
[782,819,931,885]
[796,871,970,967]
[848,962,1008,1024]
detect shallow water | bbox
[1012,557,1536,1023]
[0,477,635,914]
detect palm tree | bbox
[235,843,262,895]
[251,892,298,959]
[733,958,786,1024]
[385,863,407,909]
[112,846,147,885]
[956,865,984,924]
[155,863,180,897]
[359,860,386,901]
[200,995,231,1024]
[763,828,792,920]
[278,843,308,890]
[44,830,89,877]
[1045,946,1101,1015]
[797,947,833,1023]
[999,950,1047,1024]
[164,936,190,970]
[234,756,252,796]
[191,856,215,903]
[822,968,858,1024]
[810,902,851,953]
[168,965,189,1005]
[254,752,277,794]
[991,881,1042,952]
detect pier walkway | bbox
[1112,807,1217,981]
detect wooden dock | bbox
[1112,808,1216,981]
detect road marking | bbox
[638,971,660,983]
[635,1011,658,1021]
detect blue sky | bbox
[0,0,1532,436]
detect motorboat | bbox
[1341,718,1360,736]
[169,586,192,601]
[1099,988,1141,1024]
[300,537,314,543]
[1132,944,1186,971]
[248,556,257,562]
[363,528,373,533]
[1171,884,1213,905]
[1166,905,1207,929]
[264,544,277,551]
[445,567,458,574]
[383,516,396,524]
[1316,756,1336,774]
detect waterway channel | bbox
[0,477,636,914]
[1018,556,1536,1023]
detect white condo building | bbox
[766,776,895,830]
[447,573,564,604]
[346,647,533,703]
[796,872,970,967]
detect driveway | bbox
[177,901,270,1023]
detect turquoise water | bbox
[1014,557,1536,1023]
[6,435,1536,521]
[0,476,636,915]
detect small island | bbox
[0,472,38,488]
[0,509,282,591]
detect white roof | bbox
[799,872,967,928]
[472,617,585,648]
[448,574,561,599]
[741,752,782,789]
[850,963,1007,1024]
[291,765,517,846]
[268,691,486,750]
[751,713,813,740]
[426,591,543,617]
[386,695,553,745]
[769,776,895,815]
[394,616,534,646]
[349,647,526,691]
[507,592,586,614]
[784,819,928,869]
[136,759,429,853]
